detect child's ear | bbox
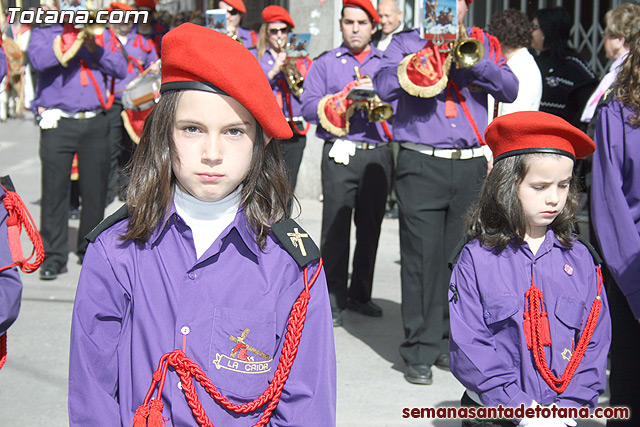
[263,135,273,146]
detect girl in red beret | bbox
[448,112,611,427]
[68,23,336,427]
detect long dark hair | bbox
[465,153,579,251]
[615,32,640,126]
[532,7,576,61]
[122,90,296,248]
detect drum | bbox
[121,71,161,111]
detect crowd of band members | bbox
[1,0,639,424]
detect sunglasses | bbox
[269,27,289,35]
[226,7,241,16]
[531,23,540,30]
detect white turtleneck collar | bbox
[173,184,242,259]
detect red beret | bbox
[135,0,156,11]
[161,23,292,140]
[485,111,595,162]
[262,5,295,28]
[219,0,246,14]
[108,2,135,12]
[343,0,380,24]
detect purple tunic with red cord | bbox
[373,28,518,148]
[237,26,257,48]
[591,96,640,318]
[253,49,306,120]
[301,44,391,143]
[102,28,159,99]
[28,24,128,113]
[68,205,336,426]
[449,228,611,409]
[0,185,23,335]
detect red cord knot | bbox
[152,371,162,382]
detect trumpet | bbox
[282,59,305,97]
[451,24,484,68]
[352,66,394,122]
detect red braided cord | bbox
[80,60,116,110]
[0,187,45,273]
[526,268,603,393]
[448,80,486,145]
[0,333,6,370]
[137,259,323,426]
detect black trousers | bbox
[105,102,134,202]
[39,113,110,268]
[321,141,393,310]
[606,270,640,426]
[396,148,486,366]
[279,130,306,192]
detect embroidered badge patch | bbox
[213,328,272,374]
[564,264,573,276]
[562,348,572,361]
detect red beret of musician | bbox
[161,23,292,140]
[343,0,380,24]
[220,0,246,14]
[485,111,596,162]
[262,5,295,28]
[135,0,156,11]
[107,1,135,12]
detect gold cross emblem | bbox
[287,228,309,256]
[228,328,269,361]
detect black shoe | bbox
[39,264,67,281]
[346,299,383,317]
[332,309,343,327]
[384,207,398,219]
[435,353,450,371]
[404,364,433,385]
[69,208,80,220]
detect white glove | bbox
[328,138,356,165]
[39,109,63,129]
[519,402,577,427]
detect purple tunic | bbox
[254,49,304,119]
[237,26,257,49]
[449,229,611,409]
[0,45,6,82]
[373,29,519,148]
[68,206,336,426]
[28,24,128,113]
[102,28,159,98]
[0,186,23,335]
[301,44,391,143]
[591,96,640,317]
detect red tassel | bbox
[80,68,89,86]
[147,399,165,427]
[445,93,457,118]
[539,312,552,346]
[131,404,150,427]
[128,61,134,74]
[7,218,24,265]
[523,314,532,349]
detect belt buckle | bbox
[362,142,370,150]
[451,149,462,160]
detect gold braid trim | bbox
[397,53,451,99]
[121,110,141,145]
[317,94,349,137]
[52,32,86,68]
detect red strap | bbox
[380,121,393,141]
[448,80,485,145]
[133,34,153,53]
[135,259,324,427]
[0,333,6,371]
[80,60,115,110]
[277,79,310,136]
[0,186,44,274]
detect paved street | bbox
[0,115,609,426]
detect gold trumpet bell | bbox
[282,60,305,97]
[84,12,106,36]
[367,98,394,122]
[452,25,484,68]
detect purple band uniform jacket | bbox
[591,96,640,317]
[0,45,6,82]
[373,28,518,148]
[0,186,23,335]
[301,44,391,143]
[68,206,337,426]
[449,229,611,409]
[28,24,128,113]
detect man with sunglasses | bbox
[218,0,257,48]
[302,0,393,328]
